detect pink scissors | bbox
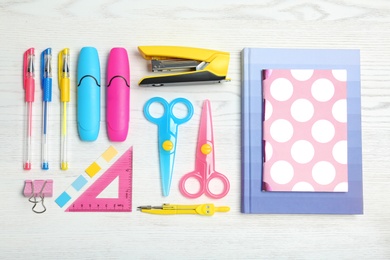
[179,99,230,199]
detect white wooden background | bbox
[1,0,389,259]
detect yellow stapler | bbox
[138,46,230,86]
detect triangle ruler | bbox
[66,146,133,212]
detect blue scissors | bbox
[144,97,194,196]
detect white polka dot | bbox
[292,182,315,191]
[311,78,335,102]
[265,141,273,161]
[311,120,335,143]
[332,99,347,123]
[270,78,293,101]
[291,69,314,81]
[264,100,273,121]
[291,99,314,122]
[270,119,294,143]
[291,140,315,164]
[312,161,336,185]
[332,70,347,82]
[334,182,348,192]
[270,161,294,184]
[333,141,348,164]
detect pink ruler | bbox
[66,147,133,212]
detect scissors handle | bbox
[179,171,230,199]
[143,97,194,125]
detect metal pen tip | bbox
[62,56,69,73]
[137,205,163,210]
[27,56,34,73]
[137,206,150,210]
[44,54,52,77]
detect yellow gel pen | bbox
[58,49,70,170]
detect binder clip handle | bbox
[23,180,53,214]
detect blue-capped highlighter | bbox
[77,47,100,141]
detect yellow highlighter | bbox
[137,203,230,216]
[58,48,70,170]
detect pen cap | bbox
[23,48,35,102]
[58,48,70,102]
[106,47,130,142]
[41,48,52,102]
[77,47,101,141]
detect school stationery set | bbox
[22,46,230,215]
[21,45,363,216]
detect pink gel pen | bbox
[106,48,130,141]
[23,48,35,170]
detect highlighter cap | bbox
[106,47,130,141]
[77,47,101,86]
[77,47,101,141]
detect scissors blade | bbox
[196,99,215,170]
[158,112,179,197]
[158,123,178,197]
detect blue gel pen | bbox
[41,48,52,170]
[77,47,100,141]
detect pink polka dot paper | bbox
[262,69,348,192]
